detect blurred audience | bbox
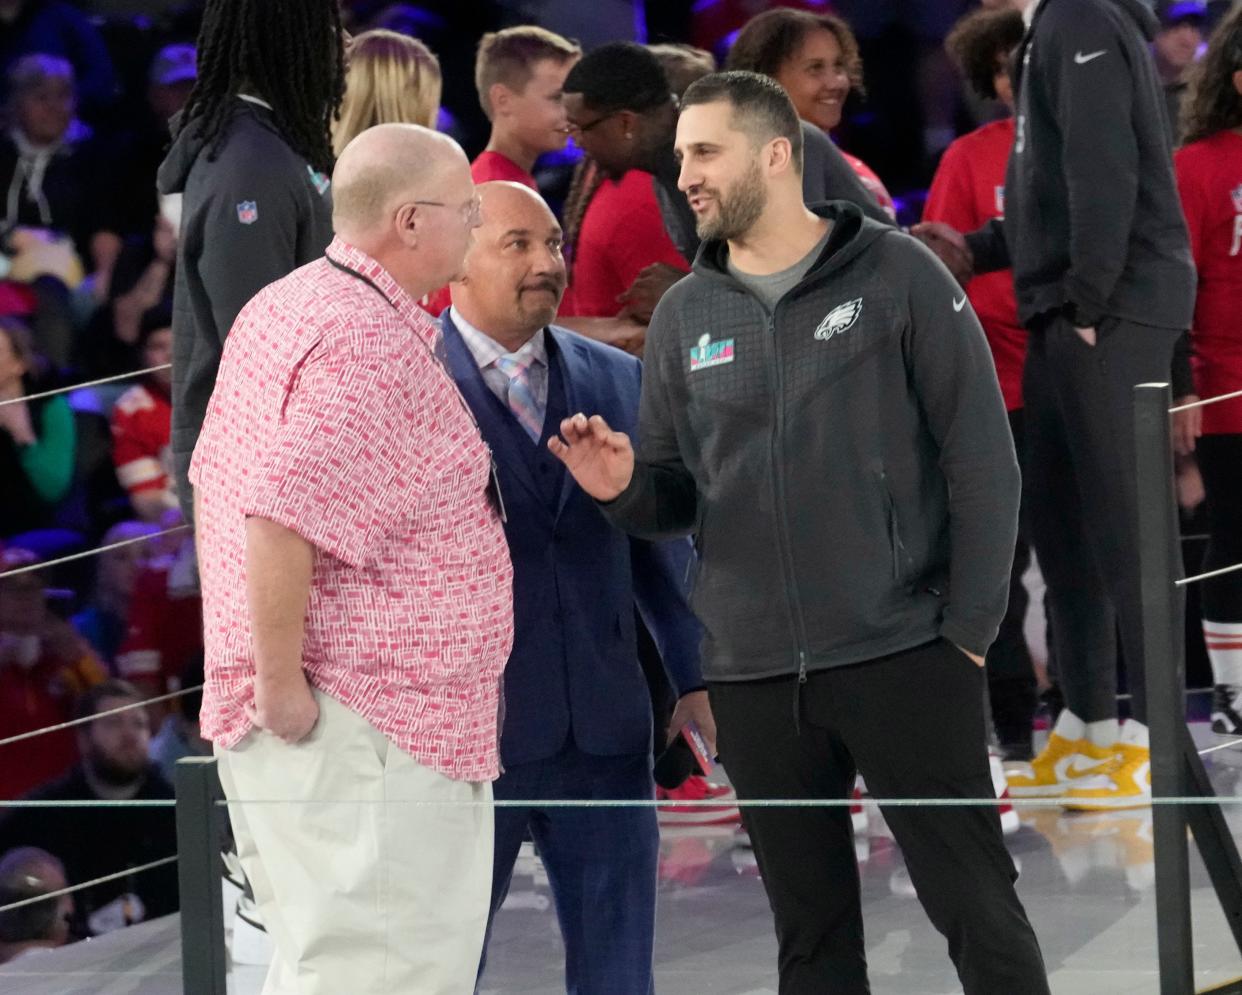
[109,304,173,521]
[0,679,178,937]
[0,846,72,964]
[0,545,105,800]
[0,317,74,536]
[70,519,157,667]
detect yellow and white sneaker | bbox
[1061,722,1152,811]
[1007,712,1114,797]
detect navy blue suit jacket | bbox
[441,312,703,766]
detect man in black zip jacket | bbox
[550,71,1048,995]
[919,0,1196,810]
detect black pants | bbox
[710,639,1048,995]
[1197,434,1242,623]
[1024,316,1182,723]
[988,408,1038,751]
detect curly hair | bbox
[724,8,864,98]
[945,8,1026,102]
[180,0,346,175]
[1180,3,1242,146]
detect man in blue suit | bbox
[442,181,713,993]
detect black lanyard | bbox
[325,255,507,523]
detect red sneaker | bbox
[657,775,741,826]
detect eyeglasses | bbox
[413,197,482,226]
[566,112,618,136]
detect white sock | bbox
[1204,621,1242,687]
[1052,710,1085,742]
[1085,718,1120,750]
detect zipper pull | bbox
[798,651,808,684]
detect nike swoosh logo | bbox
[953,296,967,312]
[1075,50,1106,65]
[1067,756,1105,776]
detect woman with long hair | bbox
[332,29,443,156]
[726,8,895,218]
[1173,4,1242,734]
[156,0,346,520]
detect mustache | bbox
[520,278,564,295]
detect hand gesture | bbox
[910,221,974,286]
[547,412,635,501]
[246,671,319,744]
[617,262,687,324]
[1172,395,1202,456]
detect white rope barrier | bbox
[0,364,172,408]
[0,526,191,578]
[1169,387,1242,413]
[0,856,178,916]
[0,685,203,749]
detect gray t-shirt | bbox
[727,225,833,313]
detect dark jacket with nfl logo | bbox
[602,200,1020,683]
[157,99,334,521]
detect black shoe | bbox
[1211,684,1242,736]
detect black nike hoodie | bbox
[603,201,1020,683]
[968,0,1195,331]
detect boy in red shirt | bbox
[472,26,580,188]
[110,306,175,522]
[1173,5,1242,734]
[422,26,581,316]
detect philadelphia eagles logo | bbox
[814,298,863,341]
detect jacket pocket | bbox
[879,469,907,584]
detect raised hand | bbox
[547,412,635,501]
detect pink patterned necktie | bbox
[493,355,543,442]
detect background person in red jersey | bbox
[1173,3,1242,736]
[422,26,580,317]
[925,6,1038,762]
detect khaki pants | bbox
[216,691,493,995]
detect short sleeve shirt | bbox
[190,238,515,781]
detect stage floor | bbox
[2,722,1240,995]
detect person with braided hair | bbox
[156,0,345,523]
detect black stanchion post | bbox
[175,756,227,995]
[1133,382,1193,995]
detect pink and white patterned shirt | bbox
[190,238,514,781]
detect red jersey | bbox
[471,150,537,189]
[0,638,105,799]
[420,153,539,317]
[110,381,172,499]
[562,169,688,317]
[1175,130,1242,435]
[114,555,203,700]
[923,118,1026,412]
[841,150,896,221]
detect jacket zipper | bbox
[762,309,813,731]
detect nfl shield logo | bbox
[236,201,258,225]
[1231,185,1242,214]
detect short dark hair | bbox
[945,8,1026,102]
[74,679,144,723]
[680,70,804,172]
[725,8,864,96]
[138,302,173,351]
[562,42,671,114]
